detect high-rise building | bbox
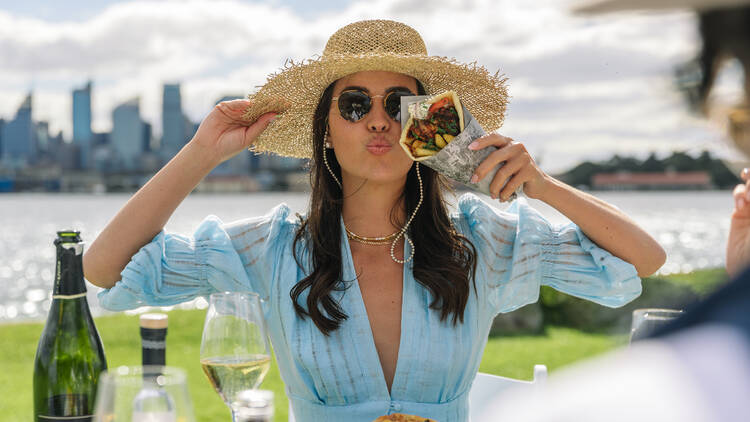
[111,98,144,171]
[72,81,93,169]
[209,95,251,176]
[183,114,196,143]
[1,94,35,167]
[212,95,280,174]
[161,83,185,161]
[58,142,81,171]
[35,121,50,154]
[0,118,5,157]
[92,132,109,147]
[143,122,152,152]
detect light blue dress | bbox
[98,193,641,422]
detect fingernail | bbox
[738,198,745,209]
[268,114,278,122]
[470,174,478,183]
[468,141,479,150]
[745,190,750,201]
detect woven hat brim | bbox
[243,53,509,159]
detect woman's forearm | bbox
[83,142,221,288]
[537,176,666,277]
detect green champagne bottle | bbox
[33,231,107,421]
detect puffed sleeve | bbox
[453,193,641,316]
[97,204,292,311]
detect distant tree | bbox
[642,153,664,172]
[697,150,713,167]
[558,161,601,187]
[604,154,622,168]
[603,154,641,172]
[663,151,698,171]
[557,149,739,188]
[710,159,741,187]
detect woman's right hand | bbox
[190,99,277,164]
[85,99,276,288]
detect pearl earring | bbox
[322,125,342,189]
[324,124,333,149]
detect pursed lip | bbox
[365,137,393,155]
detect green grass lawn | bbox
[658,267,729,297]
[4,267,726,421]
[0,308,624,422]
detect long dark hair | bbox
[291,80,478,335]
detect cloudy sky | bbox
[0,0,745,172]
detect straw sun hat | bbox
[242,19,509,159]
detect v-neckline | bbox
[340,221,410,399]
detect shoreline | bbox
[0,267,728,326]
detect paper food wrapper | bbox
[399,94,522,201]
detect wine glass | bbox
[630,308,684,343]
[93,365,195,422]
[200,292,272,421]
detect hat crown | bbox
[323,20,427,57]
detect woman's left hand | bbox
[727,168,750,277]
[469,134,550,201]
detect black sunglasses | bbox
[332,89,415,123]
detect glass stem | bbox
[231,409,239,422]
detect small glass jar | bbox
[630,308,684,343]
[233,389,274,422]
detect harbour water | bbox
[0,190,731,323]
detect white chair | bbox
[469,365,548,421]
[288,402,296,422]
[287,365,548,421]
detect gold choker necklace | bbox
[345,226,400,245]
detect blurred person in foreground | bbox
[477,169,750,422]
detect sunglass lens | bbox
[385,91,410,122]
[338,91,371,122]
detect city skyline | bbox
[0,79,305,192]
[0,81,235,171]
[1,0,746,173]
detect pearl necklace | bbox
[323,126,423,264]
[390,162,423,264]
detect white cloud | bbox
[0,0,738,172]
[0,0,316,135]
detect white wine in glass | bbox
[201,355,271,403]
[200,292,271,421]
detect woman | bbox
[85,20,665,421]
